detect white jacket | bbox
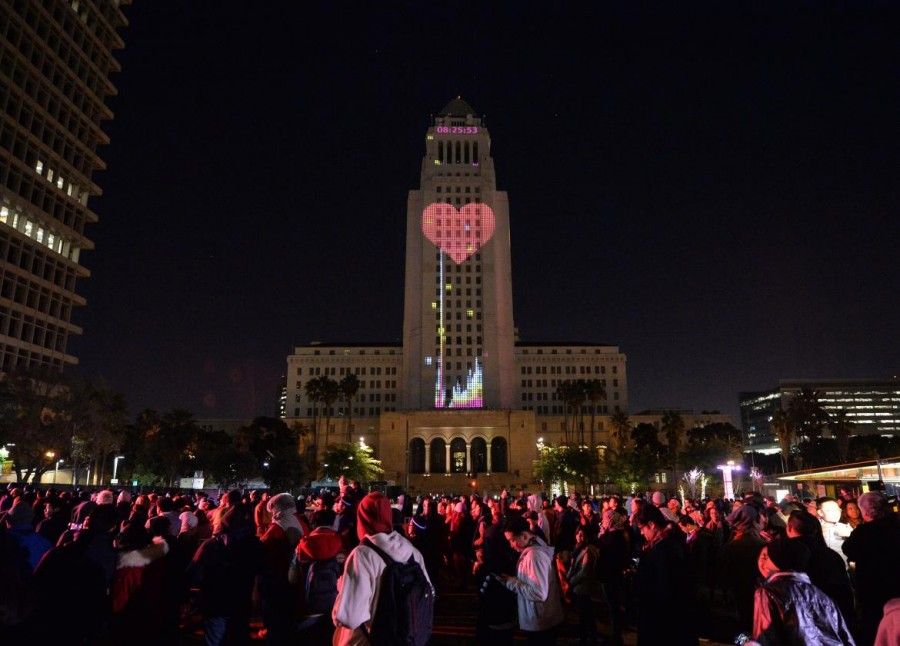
[502,537,565,632]
[332,531,433,631]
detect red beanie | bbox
[357,492,393,541]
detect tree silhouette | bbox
[339,373,360,443]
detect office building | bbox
[0,0,129,370]
[740,379,900,453]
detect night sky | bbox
[70,1,900,421]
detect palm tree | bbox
[788,387,827,443]
[661,410,685,484]
[339,374,361,443]
[585,379,606,449]
[569,381,587,445]
[771,408,793,472]
[555,381,574,444]
[320,376,340,447]
[609,410,631,453]
[828,409,854,463]
[304,376,325,450]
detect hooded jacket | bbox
[332,530,432,632]
[502,536,565,632]
[752,571,855,646]
[875,598,900,646]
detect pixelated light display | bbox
[425,201,489,409]
[435,126,479,134]
[422,203,496,264]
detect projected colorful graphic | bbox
[422,203,496,264]
[424,201,492,409]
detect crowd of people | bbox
[1,476,899,645]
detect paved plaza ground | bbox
[182,586,731,645]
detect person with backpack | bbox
[289,508,344,641]
[332,491,434,646]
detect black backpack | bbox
[363,537,434,646]
[303,557,341,615]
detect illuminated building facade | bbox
[0,0,129,371]
[740,379,900,453]
[402,97,517,410]
[285,99,629,490]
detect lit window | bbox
[35,161,44,175]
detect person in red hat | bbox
[332,492,433,645]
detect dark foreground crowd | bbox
[2,478,899,646]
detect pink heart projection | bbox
[421,202,496,264]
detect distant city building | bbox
[740,379,900,453]
[0,1,130,371]
[285,99,635,491]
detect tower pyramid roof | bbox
[439,96,477,117]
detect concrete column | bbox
[424,441,431,474]
[487,440,492,472]
[445,443,451,474]
[466,443,472,472]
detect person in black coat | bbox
[784,510,855,626]
[189,504,263,646]
[634,505,698,646]
[842,492,900,646]
[31,518,111,644]
[598,509,631,646]
[475,505,518,645]
[35,498,68,546]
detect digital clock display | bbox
[435,126,479,135]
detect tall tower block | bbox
[0,1,130,371]
[402,98,516,410]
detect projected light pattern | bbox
[447,359,484,408]
[431,248,484,409]
[422,203,496,264]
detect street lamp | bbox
[112,455,125,484]
[717,459,742,500]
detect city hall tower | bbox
[401,98,517,410]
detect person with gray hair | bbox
[842,492,900,645]
[259,493,303,644]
